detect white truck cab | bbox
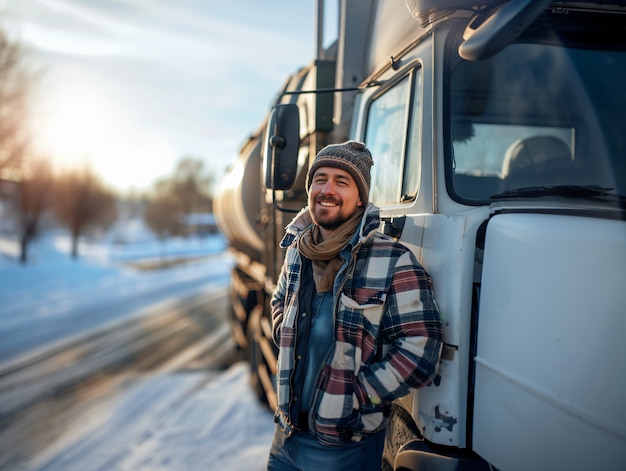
[339,3,626,469]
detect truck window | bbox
[365,69,422,205]
[453,123,574,177]
[445,12,626,203]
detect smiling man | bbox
[309,167,361,229]
[267,141,443,471]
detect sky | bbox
[1,0,317,193]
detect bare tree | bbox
[0,23,44,263]
[143,157,214,239]
[53,166,118,258]
[0,27,34,178]
[144,178,180,241]
[170,157,214,216]
[2,156,54,263]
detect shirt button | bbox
[297,354,302,360]
[301,312,307,318]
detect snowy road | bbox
[0,246,232,365]
[0,233,276,470]
[5,358,276,471]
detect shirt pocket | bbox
[338,292,386,367]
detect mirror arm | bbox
[281,81,381,96]
[272,189,301,214]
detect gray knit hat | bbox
[306,140,374,205]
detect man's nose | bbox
[321,180,337,194]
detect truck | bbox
[214,1,626,469]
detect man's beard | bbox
[310,197,350,230]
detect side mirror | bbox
[459,0,551,61]
[263,104,300,190]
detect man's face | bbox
[308,166,362,231]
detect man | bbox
[267,141,443,470]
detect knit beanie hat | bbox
[306,140,374,205]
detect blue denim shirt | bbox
[301,290,333,411]
[291,258,334,422]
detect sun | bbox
[33,83,112,169]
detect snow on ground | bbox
[0,222,276,470]
[28,363,275,471]
[0,227,232,362]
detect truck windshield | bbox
[445,9,626,204]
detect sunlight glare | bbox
[32,78,176,192]
[37,85,105,168]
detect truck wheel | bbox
[247,307,270,406]
[382,402,422,470]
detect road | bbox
[0,286,275,471]
[0,252,233,365]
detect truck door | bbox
[472,212,626,471]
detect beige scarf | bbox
[297,208,364,293]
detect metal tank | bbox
[214,131,264,261]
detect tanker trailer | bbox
[214,129,265,352]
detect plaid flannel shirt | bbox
[271,203,443,445]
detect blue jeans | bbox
[267,426,385,471]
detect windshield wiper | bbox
[491,185,625,200]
